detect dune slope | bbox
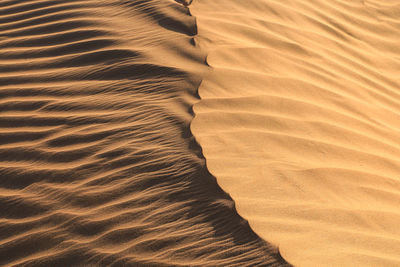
[0,0,289,266]
[191,0,400,266]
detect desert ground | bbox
[1,0,399,266]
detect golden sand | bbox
[191,0,400,266]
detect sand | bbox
[0,0,288,266]
[2,0,399,266]
[191,0,400,266]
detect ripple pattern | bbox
[0,0,289,266]
[191,0,400,266]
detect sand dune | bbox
[191,0,400,266]
[0,0,289,266]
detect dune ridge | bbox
[191,0,400,266]
[0,0,289,266]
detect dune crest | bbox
[0,0,289,266]
[191,0,400,266]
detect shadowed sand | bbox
[191,0,400,266]
[0,0,290,266]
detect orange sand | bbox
[191,0,400,266]
[0,0,288,266]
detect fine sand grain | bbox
[0,0,289,266]
[191,0,400,266]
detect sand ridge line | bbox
[0,0,290,266]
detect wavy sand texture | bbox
[0,0,289,266]
[191,0,400,266]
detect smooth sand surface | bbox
[191,0,400,266]
[0,0,289,266]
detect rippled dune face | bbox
[0,0,289,266]
[191,0,400,266]
[2,0,398,266]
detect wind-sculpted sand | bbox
[191,0,400,266]
[0,0,290,266]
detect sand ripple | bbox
[191,0,400,266]
[0,0,288,266]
